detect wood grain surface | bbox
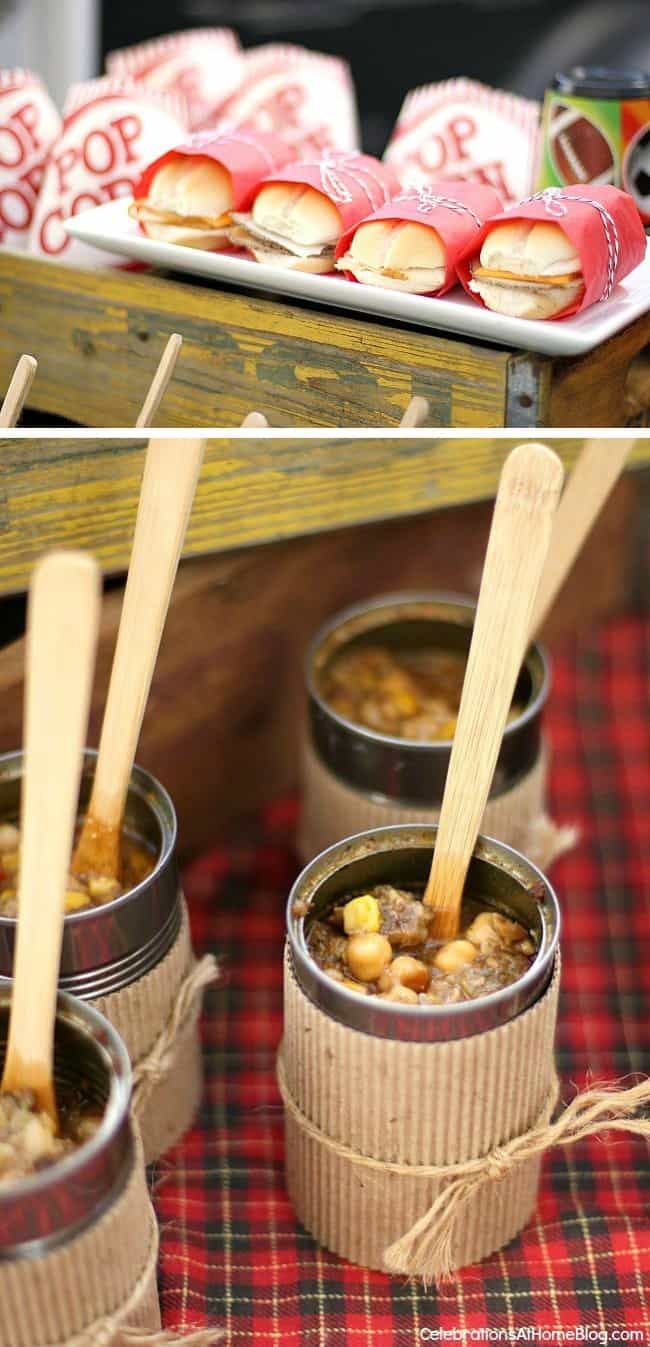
[0,253,509,428]
[0,474,642,856]
[0,254,647,428]
[0,436,648,596]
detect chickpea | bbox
[378,955,429,994]
[433,939,478,973]
[379,984,419,1004]
[465,911,527,953]
[346,932,393,983]
[343,893,381,935]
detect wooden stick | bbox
[135,333,182,428]
[2,551,101,1119]
[72,438,206,881]
[399,397,429,428]
[423,442,564,937]
[240,411,268,428]
[531,437,636,637]
[0,354,37,428]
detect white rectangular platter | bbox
[65,198,649,358]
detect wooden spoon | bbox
[0,355,37,428]
[423,442,565,938]
[72,438,205,882]
[1,551,101,1120]
[399,396,429,428]
[531,437,636,637]
[135,334,183,429]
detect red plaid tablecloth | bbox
[156,613,650,1344]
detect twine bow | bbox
[277,1052,650,1287]
[394,187,483,228]
[521,188,620,300]
[132,956,219,1117]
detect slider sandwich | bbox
[459,185,646,321]
[468,221,584,319]
[229,152,400,272]
[131,129,296,250]
[335,182,503,295]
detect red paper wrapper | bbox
[0,69,60,249]
[457,184,647,318]
[106,28,243,132]
[336,180,504,294]
[135,127,296,215]
[29,77,187,265]
[384,78,540,206]
[246,151,401,233]
[216,44,359,157]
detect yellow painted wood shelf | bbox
[0,253,648,428]
[1,436,649,596]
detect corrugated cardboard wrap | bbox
[299,741,577,872]
[96,900,218,1164]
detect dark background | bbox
[102,0,650,155]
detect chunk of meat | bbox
[373,885,431,947]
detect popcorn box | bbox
[216,44,360,157]
[107,27,243,132]
[29,77,187,266]
[385,78,540,206]
[0,69,60,250]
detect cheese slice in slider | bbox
[131,158,233,249]
[469,221,584,319]
[230,182,343,273]
[336,218,447,293]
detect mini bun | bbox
[142,158,232,248]
[252,183,342,247]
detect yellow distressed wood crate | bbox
[1,437,649,596]
[0,253,647,427]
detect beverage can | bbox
[537,67,650,224]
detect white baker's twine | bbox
[394,186,483,228]
[291,150,393,211]
[522,187,620,300]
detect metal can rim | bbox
[287,823,561,1042]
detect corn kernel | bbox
[343,893,381,935]
[65,890,89,912]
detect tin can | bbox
[0,752,209,1165]
[537,66,650,224]
[0,989,132,1255]
[0,750,180,999]
[300,593,552,863]
[281,824,561,1276]
[287,823,559,1042]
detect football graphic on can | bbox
[548,101,616,185]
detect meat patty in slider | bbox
[230,182,343,272]
[337,219,446,293]
[469,221,585,319]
